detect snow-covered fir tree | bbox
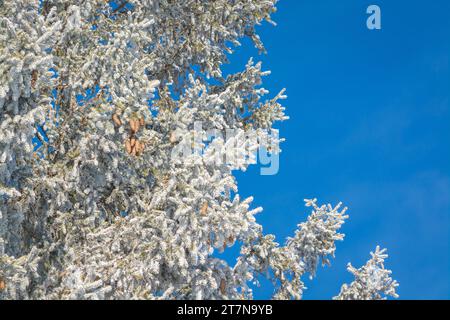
[0,0,398,299]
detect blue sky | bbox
[219,0,449,299]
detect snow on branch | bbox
[334,246,399,300]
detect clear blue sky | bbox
[219,0,449,299]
